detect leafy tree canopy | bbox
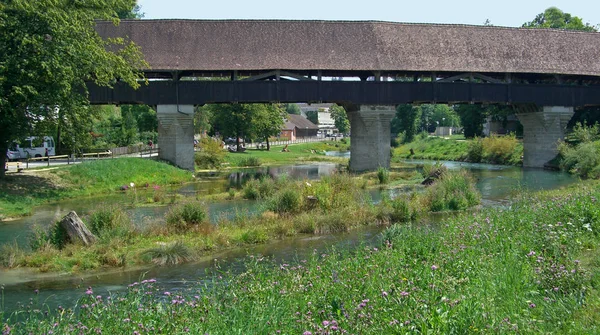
[523,7,598,31]
[285,103,301,115]
[0,0,147,177]
[330,104,350,134]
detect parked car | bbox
[6,149,21,161]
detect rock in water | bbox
[59,211,97,246]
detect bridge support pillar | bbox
[347,105,396,172]
[157,105,195,171]
[516,106,574,168]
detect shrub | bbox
[195,138,226,169]
[266,189,301,214]
[467,138,483,162]
[237,157,261,167]
[142,241,193,266]
[559,140,600,179]
[376,167,390,184]
[28,222,68,251]
[87,207,134,239]
[570,122,600,143]
[481,134,519,164]
[166,203,208,232]
[242,178,276,200]
[420,170,480,212]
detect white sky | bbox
[136,0,600,28]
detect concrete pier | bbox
[516,106,574,168]
[157,105,195,170]
[347,105,396,172]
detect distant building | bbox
[483,115,520,136]
[280,114,319,140]
[296,103,337,135]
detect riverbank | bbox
[4,180,598,333]
[393,135,523,166]
[0,158,193,220]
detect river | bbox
[0,159,576,315]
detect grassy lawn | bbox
[224,140,350,167]
[0,158,193,220]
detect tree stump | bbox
[59,211,97,246]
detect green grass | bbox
[0,158,193,219]
[5,182,600,334]
[394,135,523,165]
[224,141,350,167]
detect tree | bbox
[0,1,146,178]
[209,103,284,151]
[285,103,301,115]
[250,104,286,151]
[194,105,213,136]
[391,104,421,143]
[454,105,487,138]
[330,104,350,134]
[306,110,319,125]
[523,7,598,31]
[117,0,144,19]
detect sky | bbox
[136,0,600,28]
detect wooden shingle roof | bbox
[95,20,600,77]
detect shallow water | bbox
[0,160,577,315]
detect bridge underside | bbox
[88,71,600,171]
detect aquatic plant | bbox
[166,203,208,232]
[376,167,390,184]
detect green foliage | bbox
[194,105,213,136]
[376,167,390,184]
[285,103,301,115]
[166,203,208,232]
[236,156,261,167]
[391,104,420,143]
[467,138,484,162]
[481,134,520,164]
[454,105,486,138]
[422,161,448,183]
[266,188,301,214]
[0,0,147,178]
[305,110,319,125]
[28,222,68,251]
[420,170,480,212]
[142,241,193,266]
[559,140,600,179]
[570,122,600,143]
[242,178,277,200]
[195,138,226,169]
[0,241,23,268]
[87,207,134,240]
[523,7,598,31]
[330,104,350,134]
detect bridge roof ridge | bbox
[114,18,599,35]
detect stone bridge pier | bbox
[516,106,574,168]
[157,105,195,171]
[346,105,396,172]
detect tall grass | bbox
[141,241,193,266]
[165,203,208,232]
[419,170,480,212]
[7,184,600,334]
[376,167,389,184]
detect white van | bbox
[15,136,56,158]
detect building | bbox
[296,103,337,135]
[280,114,319,140]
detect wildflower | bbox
[322,320,330,327]
[527,250,536,257]
[303,331,312,335]
[85,287,93,295]
[164,292,171,296]
[431,265,438,271]
[382,291,388,297]
[400,291,409,297]
[529,303,536,308]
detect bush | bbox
[559,140,600,179]
[481,134,519,164]
[266,189,301,214]
[570,122,600,143]
[242,178,276,200]
[166,203,208,232]
[376,167,390,184]
[195,138,226,169]
[87,207,133,239]
[28,222,68,251]
[467,138,483,162]
[420,170,480,212]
